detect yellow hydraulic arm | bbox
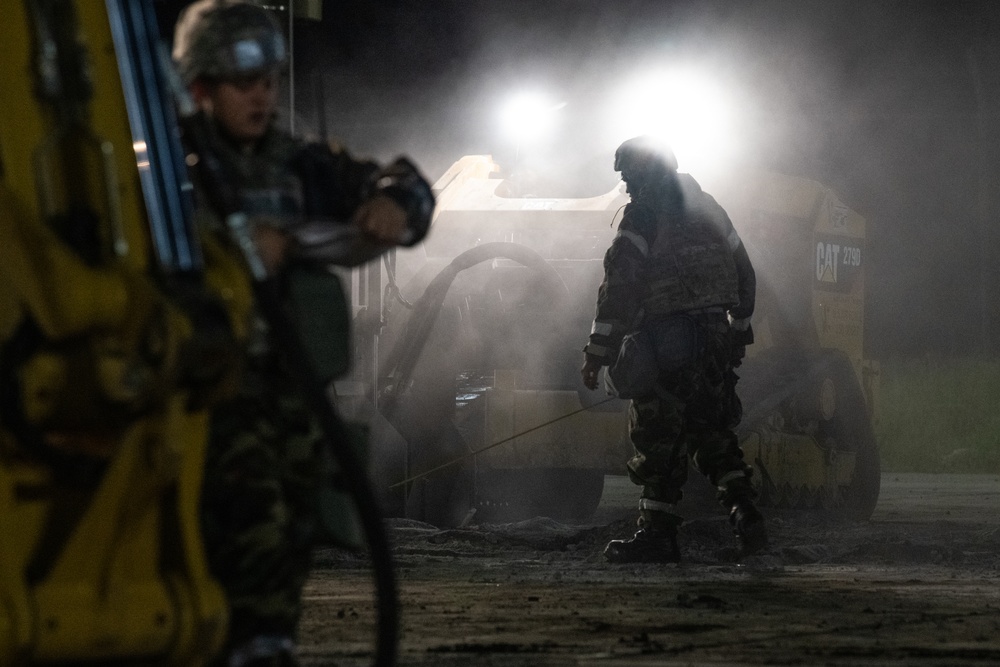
[0,0,252,664]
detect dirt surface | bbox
[298,473,1000,665]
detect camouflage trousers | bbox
[200,367,325,653]
[625,313,754,522]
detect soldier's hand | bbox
[252,223,291,274]
[352,195,408,245]
[580,356,603,391]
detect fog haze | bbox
[159,0,1000,360]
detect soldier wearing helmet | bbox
[173,2,434,666]
[173,0,432,249]
[581,135,764,564]
[174,1,288,145]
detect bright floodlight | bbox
[605,68,736,177]
[499,92,566,146]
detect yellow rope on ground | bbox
[387,395,620,489]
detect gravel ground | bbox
[298,473,1000,666]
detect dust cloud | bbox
[280,0,1000,359]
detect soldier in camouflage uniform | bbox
[173,3,434,665]
[581,136,765,563]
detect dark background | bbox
[156,0,1000,361]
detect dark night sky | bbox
[157,0,1000,361]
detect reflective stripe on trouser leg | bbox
[714,467,756,507]
[637,498,684,530]
[716,469,747,491]
[639,498,676,514]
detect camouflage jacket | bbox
[192,120,434,378]
[199,122,434,262]
[584,173,755,365]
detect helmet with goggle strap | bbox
[173,1,287,86]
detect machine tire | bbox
[402,421,475,528]
[736,348,881,520]
[377,302,481,528]
[384,385,476,527]
[818,350,881,520]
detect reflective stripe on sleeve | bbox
[727,228,742,252]
[591,320,613,336]
[616,229,649,257]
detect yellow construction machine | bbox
[0,0,257,663]
[0,2,401,664]
[370,155,880,525]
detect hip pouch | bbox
[605,314,700,399]
[605,329,657,400]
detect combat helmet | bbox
[613,135,678,185]
[173,0,287,85]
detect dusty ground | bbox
[298,473,1000,666]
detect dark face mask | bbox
[624,169,684,214]
[621,171,647,195]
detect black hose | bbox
[253,279,399,667]
[170,94,400,663]
[379,241,568,420]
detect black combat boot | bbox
[729,498,768,558]
[604,507,681,563]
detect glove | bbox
[580,354,603,391]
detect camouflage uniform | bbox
[200,352,323,649]
[586,164,758,539]
[195,122,431,658]
[174,3,433,661]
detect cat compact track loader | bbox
[362,155,880,526]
